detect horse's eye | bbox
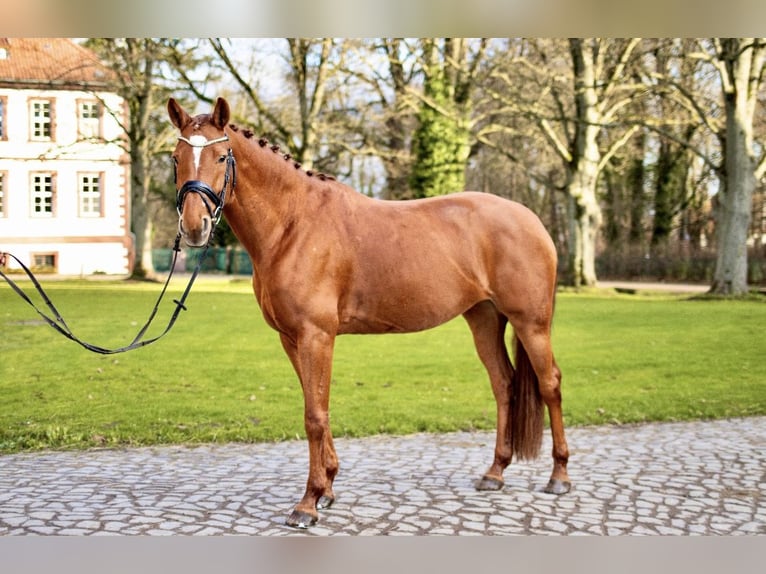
[218,155,227,163]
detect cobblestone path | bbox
[0,417,764,535]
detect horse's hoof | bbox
[286,508,318,529]
[475,475,504,491]
[317,495,335,510]
[544,479,571,495]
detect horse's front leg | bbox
[279,330,339,528]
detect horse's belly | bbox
[338,306,459,335]
[337,276,486,335]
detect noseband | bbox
[175,135,236,227]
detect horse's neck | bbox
[225,140,307,265]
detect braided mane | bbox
[228,123,336,182]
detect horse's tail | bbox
[511,335,544,461]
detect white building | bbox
[0,38,131,276]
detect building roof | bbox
[0,38,113,89]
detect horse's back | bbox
[356,191,556,280]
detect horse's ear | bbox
[211,97,230,130]
[168,98,191,130]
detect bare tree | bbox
[342,38,420,199]
[407,38,489,198]
[331,38,492,200]
[483,38,646,286]
[208,38,353,172]
[654,38,766,294]
[706,38,765,294]
[84,38,198,278]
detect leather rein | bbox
[0,135,235,355]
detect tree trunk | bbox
[83,38,169,280]
[409,42,468,198]
[380,39,412,200]
[602,161,623,248]
[409,38,485,199]
[127,47,156,280]
[409,111,471,198]
[286,38,335,171]
[381,115,414,200]
[652,141,675,248]
[710,108,755,294]
[710,38,764,295]
[566,39,604,287]
[628,134,647,245]
[129,147,154,278]
[567,163,602,287]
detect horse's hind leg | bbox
[514,323,571,494]
[463,301,514,491]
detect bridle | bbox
[174,134,237,228]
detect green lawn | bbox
[1,278,764,452]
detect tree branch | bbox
[538,117,573,163]
[307,38,334,127]
[600,38,642,103]
[756,152,766,181]
[475,131,564,191]
[642,121,721,173]
[690,39,734,94]
[600,86,649,126]
[597,125,639,173]
[209,38,291,143]
[652,71,723,136]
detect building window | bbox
[31,252,57,273]
[31,172,55,216]
[0,172,5,216]
[79,173,103,216]
[30,99,53,141]
[78,100,102,140]
[0,96,6,140]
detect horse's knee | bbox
[304,410,330,440]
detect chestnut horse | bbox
[168,97,570,528]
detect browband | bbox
[177,134,230,147]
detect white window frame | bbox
[0,171,6,216]
[78,172,103,217]
[31,172,55,217]
[77,100,102,140]
[0,96,6,141]
[30,99,53,141]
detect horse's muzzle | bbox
[178,214,212,247]
[176,180,223,247]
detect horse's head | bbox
[168,97,236,247]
